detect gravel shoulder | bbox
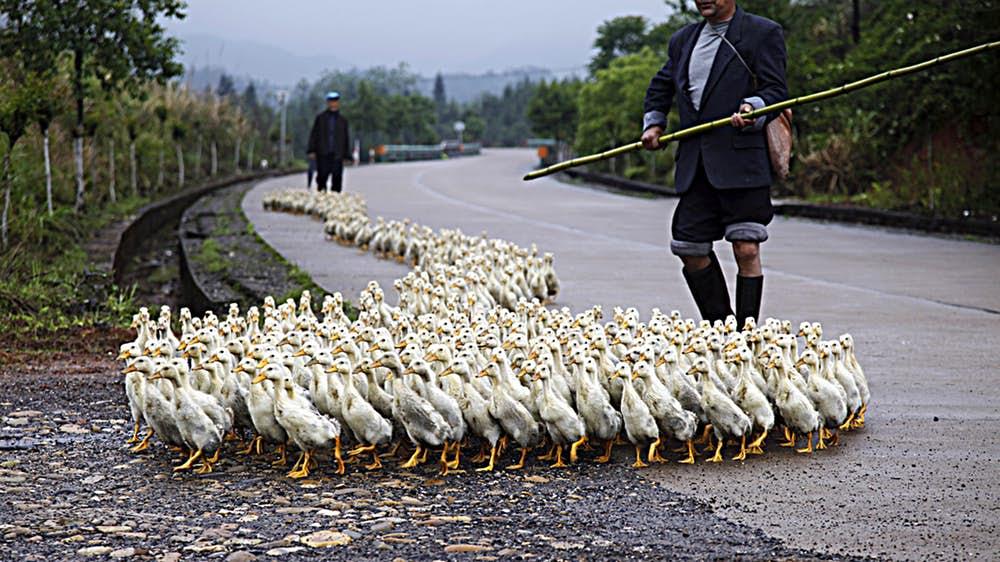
[0,347,852,562]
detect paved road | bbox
[244,148,1000,561]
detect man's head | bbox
[694,0,736,23]
[325,91,341,111]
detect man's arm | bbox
[734,26,788,130]
[641,37,678,149]
[342,117,351,162]
[306,115,319,157]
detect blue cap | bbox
[325,91,340,100]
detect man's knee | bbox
[732,241,760,265]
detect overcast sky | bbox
[166,0,672,76]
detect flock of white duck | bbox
[117,188,870,478]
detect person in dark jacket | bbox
[641,0,787,327]
[307,91,351,192]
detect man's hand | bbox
[307,152,316,160]
[641,126,664,150]
[731,103,756,129]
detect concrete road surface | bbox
[244,148,1000,561]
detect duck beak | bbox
[148,373,163,381]
[324,364,338,373]
[117,351,131,360]
[251,373,266,384]
[370,360,383,370]
[256,358,270,370]
[292,349,307,357]
[531,373,541,381]
[631,372,640,381]
[277,338,290,347]
[305,357,322,367]
[439,366,454,377]
[394,341,407,350]
[233,365,245,374]
[527,351,538,360]
[794,358,805,368]
[423,353,438,363]
[476,369,488,378]
[611,338,621,346]
[686,366,698,375]
[208,354,220,364]
[177,340,188,352]
[682,345,694,354]
[122,365,139,374]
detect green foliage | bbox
[575,49,662,158]
[527,79,582,144]
[194,238,228,274]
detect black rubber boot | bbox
[682,252,734,323]
[736,275,764,329]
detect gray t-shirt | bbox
[687,19,731,111]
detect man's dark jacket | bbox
[307,110,350,159]
[643,6,787,193]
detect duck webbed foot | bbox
[271,444,288,466]
[174,448,203,472]
[126,422,141,444]
[705,439,724,463]
[732,435,748,461]
[333,436,346,475]
[470,443,489,463]
[550,445,568,468]
[678,440,697,464]
[747,429,768,454]
[594,439,614,463]
[693,424,713,446]
[129,429,155,453]
[569,435,587,463]
[648,439,669,463]
[537,443,557,461]
[838,413,855,432]
[365,452,383,470]
[447,442,462,469]
[796,432,814,454]
[851,404,866,428]
[238,435,260,455]
[206,448,221,464]
[348,444,376,457]
[779,426,796,447]
[287,450,313,478]
[476,444,498,472]
[631,445,649,468]
[400,445,423,468]
[506,447,530,470]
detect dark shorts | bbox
[670,159,773,257]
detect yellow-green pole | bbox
[524,41,1000,181]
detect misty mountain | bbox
[415,67,582,103]
[175,33,583,105]
[176,33,344,88]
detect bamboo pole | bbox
[524,41,1000,181]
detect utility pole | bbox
[278,90,288,167]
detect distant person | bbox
[641,0,787,327]
[307,91,351,193]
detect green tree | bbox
[576,48,663,176]
[527,79,581,145]
[589,16,650,76]
[4,0,186,211]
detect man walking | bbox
[641,0,787,327]
[307,92,351,192]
